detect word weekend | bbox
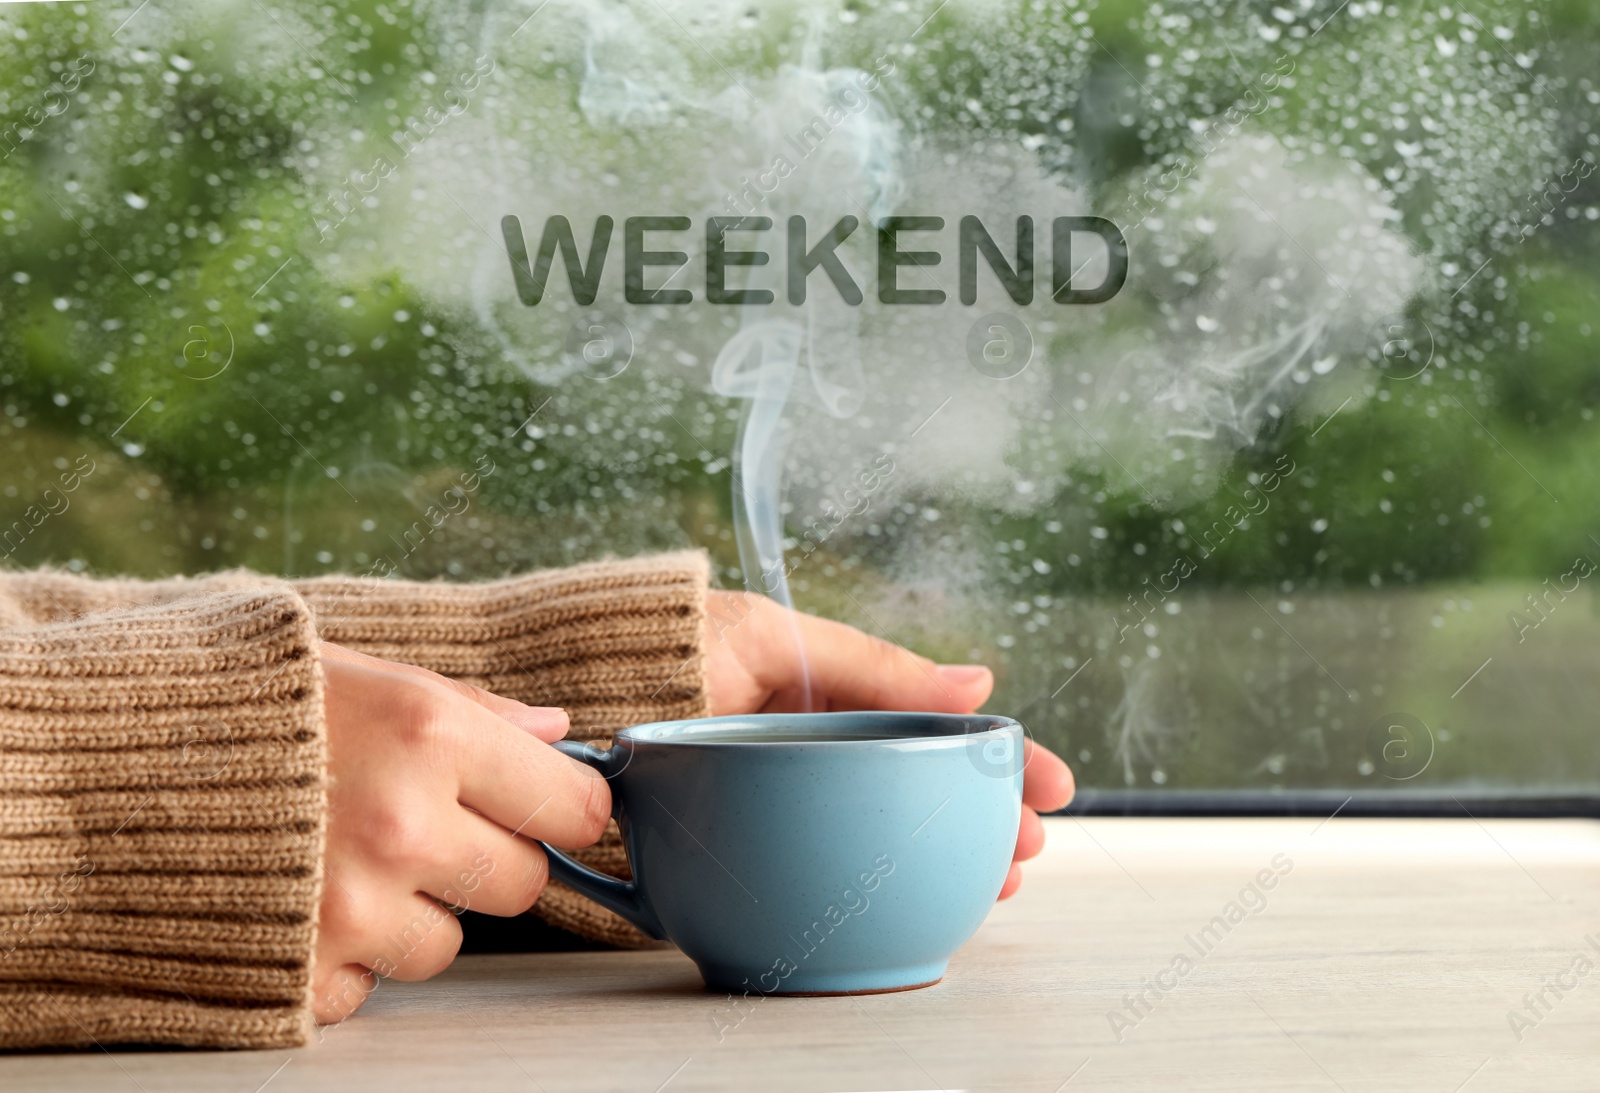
[501,215,1128,307]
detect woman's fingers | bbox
[1014,806,1045,863]
[315,647,608,1012]
[1023,739,1075,812]
[1000,745,1073,902]
[1000,745,1074,902]
[311,866,462,1016]
[1001,807,1043,906]
[311,962,379,1025]
[341,655,609,848]
[709,591,999,714]
[421,809,551,918]
[373,894,466,982]
[760,606,994,713]
[430,671,571,744]
[446,702,612,848]
[323,641,570,743]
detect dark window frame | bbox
[1058,789,1600,819]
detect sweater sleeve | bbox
[290,550,713,947]
[288,549,712,740]
[0,577,326,1050]
[0,547,713,1039]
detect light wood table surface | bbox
[6,816,1599,1092]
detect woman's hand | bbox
[1006,738,1074,899]
[311,643,610,1024]
[702,590,1074,900]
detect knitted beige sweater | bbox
[0,551,710,1050]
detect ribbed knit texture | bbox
[0,551,711,1049]
[0,583,325,1050]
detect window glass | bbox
[2,0,1596,794]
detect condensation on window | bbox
[0,0,1595,791]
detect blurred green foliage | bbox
[1,0,1598,791]
[3,0,1590,579]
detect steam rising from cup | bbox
[706,58,903,709]
[449,0,1424,743]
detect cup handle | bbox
[535,740,666,940]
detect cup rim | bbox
[614,710,1021,747]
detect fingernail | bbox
[937,664,992,686]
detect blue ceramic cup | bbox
[537,711,1023,995]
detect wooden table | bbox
[7,817,1599,1092]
